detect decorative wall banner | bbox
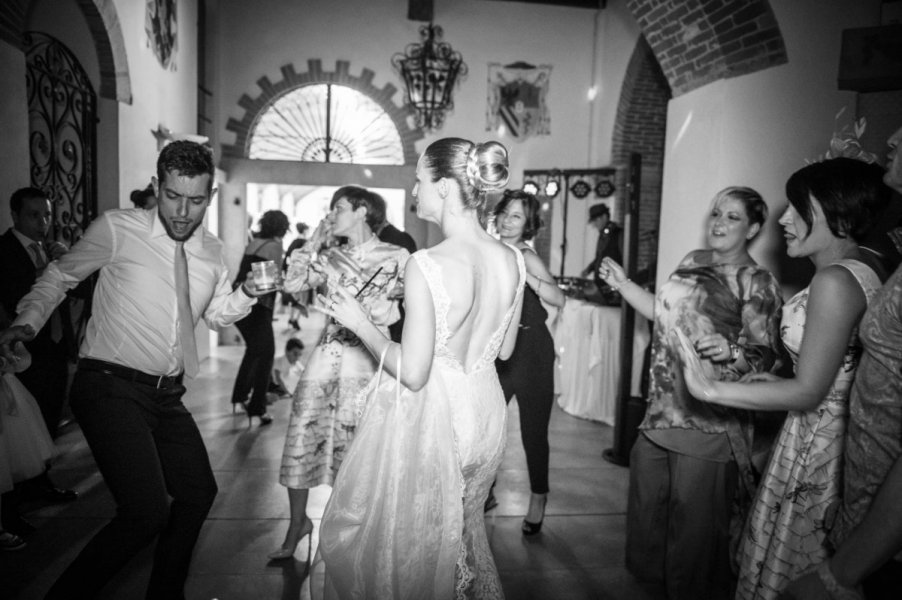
[486,62,551,142]
[146,0,177,70]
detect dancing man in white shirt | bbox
[0,141,270,599]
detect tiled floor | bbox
[2,311,666,600]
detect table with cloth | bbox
[552,298,650,425]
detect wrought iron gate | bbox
[25,31,97,245]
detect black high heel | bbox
[247,411,273,426]
[522,494,547,536]
[522,519,543,536]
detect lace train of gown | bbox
[318,249,525,600]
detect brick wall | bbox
[626,0,788,97]
[612,37,670,282]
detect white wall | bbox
[657,0,882,295]
[114,0,199,209]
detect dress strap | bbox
[412,250,452,352]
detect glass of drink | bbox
[251,260,279,292]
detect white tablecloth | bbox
[552,299,650,425]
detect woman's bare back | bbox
[426,236,522,372]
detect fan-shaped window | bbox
[248,83,404,165]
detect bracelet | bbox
[610,279,630,291]
[816,561,864,600]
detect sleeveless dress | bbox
[318,248,526,600]
[735,259,881,600]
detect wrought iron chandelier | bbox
[392,23,467,131]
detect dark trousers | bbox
[626,433,737,600]
[497,328,555,495]
[231,304,275,415]
[45,369,218,600]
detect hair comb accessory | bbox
[807,107,880,165]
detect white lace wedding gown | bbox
[318,248,525,600]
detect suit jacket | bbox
[0,228,73,357]
[377,223,417,255]
[585,222,623,286]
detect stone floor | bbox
[2,310,666,600]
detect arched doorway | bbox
[220,61,426,281]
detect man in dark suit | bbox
[0,187,78,533]
[581,203,623,294]
[367,190,416,342]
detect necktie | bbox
[174,242,199,378]
[30,242,63,343]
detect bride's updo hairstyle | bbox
[423,138,510,211]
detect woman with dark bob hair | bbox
[678,157,889,600]
[230,209,291,424]
[492,190,564,534]
[599,186,784,599]
[268,185,409,560]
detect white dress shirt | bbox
[14,207,255,376]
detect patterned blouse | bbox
[640,250,783,435]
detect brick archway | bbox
[625,0,788,97]
[0,0,131,103]
[223,59,422,165]
[612,36,671,277]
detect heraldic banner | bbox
[486,62,551,142]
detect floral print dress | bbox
[278,236,409,489]
[735,259,881,600]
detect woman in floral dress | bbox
[268,185,409,560]
[599,186,783,600]
[679,157,889,600]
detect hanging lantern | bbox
[392,24,467,131]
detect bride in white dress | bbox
[318,137,524,599]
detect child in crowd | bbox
[0,328,56,550]
[269,338,305,401]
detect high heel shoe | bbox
[522,493,547,537]
[247,412,273,426]
[268,517,314,561]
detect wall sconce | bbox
[392,23,467,131]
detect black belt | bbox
[78,358,184,389]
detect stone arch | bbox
[612,36,671,276]
[625,0,788,97]
[0,0,131,103]
[223,59,422,165]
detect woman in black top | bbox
[230,210,290,424]
[494,190,565,534]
